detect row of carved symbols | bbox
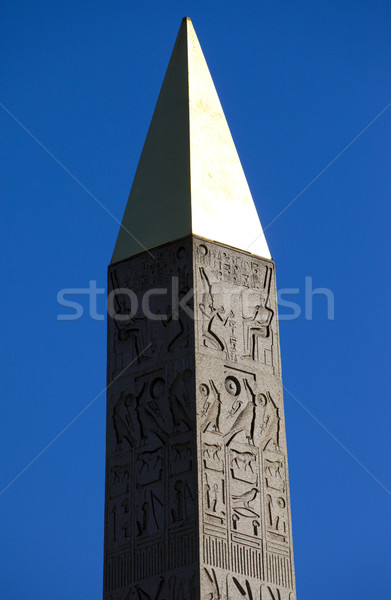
[113,243,191,292]
[196,243,266,290]
[203,568,295,599]
[200,374,280,451]
[197,262,275,369]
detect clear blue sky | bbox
[1,1,390,598]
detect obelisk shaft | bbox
[103,236,296,599]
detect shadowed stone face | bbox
[105,238,198,598]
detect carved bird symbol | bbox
[225,379,258,446]
[231,487,259,508]
[112,392,137,448]
[135,385,169,444]
[170,392,190,431]
[169,372,192,431]
[202,381,221,433]
[137,403,169,444]
[225,401,255,446]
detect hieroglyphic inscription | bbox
[194,237,296,599]
[104,240,197,597]
[200,569,296,600]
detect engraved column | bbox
[194,237,296,600]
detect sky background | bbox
[1,1,391,598]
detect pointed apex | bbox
[185,20,270,260]
[111,19,270,264]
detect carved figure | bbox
[203,443,222,461]
[210,484,218,512]
[202,381,221,433]
[137,491,163,536]
[204,568,221,600]
[267,494,287,535]
[204,473,225,517]
[121,497,129,513]
[136,380,169,444]
[243,295,273,360]
[111,270,146,361]
[231,449,256,473]
[171,440,192,461]
[121,521,130,538]
[252,519,260,536]
[226,383,280,450]
[264,459,283,479]
[205,473,212,510]
[111,463,130,482]
[136,447,163,472]
[169,369,193,432]
[171,479,193,522]
[259,393,280,451]
[136,499,152,536]
[160,299,188,353]
[261,585,285,600]
[200,383,211,417]
[231,576,254,600]
[228,396,243,418]
[112,391,138,450]
[225,379,256,446]
[199,267,233,354]
[231,486,259,509]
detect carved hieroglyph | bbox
[104,236,296,599]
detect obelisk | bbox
[103,17,296,600]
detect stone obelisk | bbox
[104,17,296,600]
